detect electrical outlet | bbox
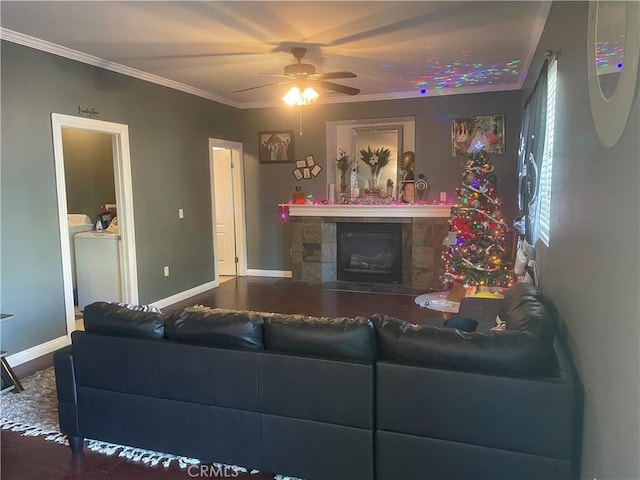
[163,266,170,277]
[440,191,447,203]
[178,208,184,219]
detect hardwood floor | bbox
[1,431,274,480]
[163,276,447,324]
[1,276,448,480]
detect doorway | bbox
[52,114,138,339]
[208,139,247,283]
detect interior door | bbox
[213,148,237,276]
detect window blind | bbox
[538,59,557,246]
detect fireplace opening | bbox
[336,223,402,284]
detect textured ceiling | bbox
[0,1,551,108]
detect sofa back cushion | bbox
[263,314,377,361]
[499,283,556,340]
[372,314,557,376]
[165,308,264,349]
[83,302,165,339]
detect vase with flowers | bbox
[335,148,353,195]
[360,145,391,189]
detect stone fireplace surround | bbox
[286,205,451,291]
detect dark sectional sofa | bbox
[54,283,583,480]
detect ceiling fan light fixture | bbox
[283,85,319,106]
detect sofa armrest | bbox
[53,346,80,437]
[376,355,580,462]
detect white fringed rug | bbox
[0,368,302,480]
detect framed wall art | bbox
[292,154,322,180]
[258,130,294,163]
[452,115,505,156]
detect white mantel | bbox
[282,203,452,218]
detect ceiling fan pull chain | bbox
[299,105,303,136]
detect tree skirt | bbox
[0,368,301,479]
[414,291,461,313]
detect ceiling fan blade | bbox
[312,71,357,80]
[232,81,287,93]
[316,80,360,96]
[257,72,292,78]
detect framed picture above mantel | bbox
[258,130,294,163]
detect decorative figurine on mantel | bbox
[415,173,428,202]
[386,179,394,197]
[400,151,415,182]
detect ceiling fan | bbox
[232,47,360,102]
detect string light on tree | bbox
[442,146,515,288]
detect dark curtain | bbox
[514,60,548,244]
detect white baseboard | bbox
[6,335,70,366]
[7,274,296,367]
[151,280,218,309]
[247,269,292,278]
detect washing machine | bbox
[75,231,122,310]
[67,214,93,291]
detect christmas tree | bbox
[442,147,515,288]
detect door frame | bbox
[208,138,247,283]
[51,113,139,339]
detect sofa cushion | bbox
[83,302,165,339]
[372,314,557,376]
[263,314,377,361]
[165,308,264,349]
[499,283,556,341]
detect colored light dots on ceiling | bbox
[411,56,523,91]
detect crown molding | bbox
[0,28,242,108]
[1,26,529,110]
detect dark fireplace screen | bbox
[336,223,402,283]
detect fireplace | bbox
[287,206,452,290]
[337,223,402,283]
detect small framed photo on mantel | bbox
[258,130,295,163]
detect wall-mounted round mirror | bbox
[588,1,640,147]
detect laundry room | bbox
[62,128,121,321]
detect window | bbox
[538,59,557,246]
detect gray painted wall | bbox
[0,39,523,358]
[240,91,523,271]
[522,2,639,478]
[62,129,116,224]
[0,41,244,353]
